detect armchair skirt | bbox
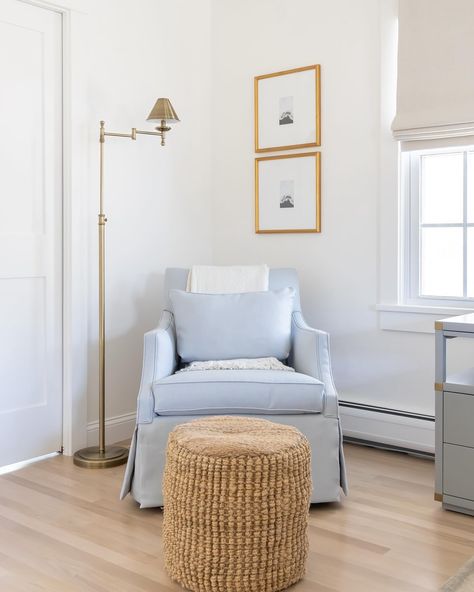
[121,413,346,508]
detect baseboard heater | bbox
[339,400,435,457]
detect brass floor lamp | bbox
[73,98,179,469]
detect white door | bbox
[0,1,63,466]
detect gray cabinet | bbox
[435,315,474,516]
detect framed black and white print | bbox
[254,65,321,153]
[255,152,321,234]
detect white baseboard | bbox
[340,406,435,453]
[87,411,136,446]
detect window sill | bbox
[375,303,474,334]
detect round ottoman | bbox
[163,416,311,592]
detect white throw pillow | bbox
[179,357,295,372]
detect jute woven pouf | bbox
[163,416,311,592]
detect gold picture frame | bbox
[254,64,321,153]
[255,152,321,234]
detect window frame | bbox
[401,145,474,308]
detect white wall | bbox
[64,0,213,436]
[209,0,474,433]
[67,0,474,449]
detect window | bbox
[402,146,474,306]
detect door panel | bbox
[0,1,62,466]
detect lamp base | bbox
[73,445,129,469]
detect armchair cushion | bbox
[169,288,294,362]
[153,369,324,415]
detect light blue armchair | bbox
[121,268,347,507]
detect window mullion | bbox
[420,222,464,228]
[463,151,468,298]
[409,153,421,300]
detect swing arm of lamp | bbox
[100,120,172,146]
[73,98,179,469]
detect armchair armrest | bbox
[290,311,339,418]
[137,310,178,424]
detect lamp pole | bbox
[73,100,179,468]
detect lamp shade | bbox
[147,98,180,123]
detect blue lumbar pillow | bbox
[169,288,295,362]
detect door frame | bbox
[20,0,89,455]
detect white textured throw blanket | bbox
[179,357,295,372]
[186,264,269,293]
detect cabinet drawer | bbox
[444,392,474,447]
[444,444,474,500]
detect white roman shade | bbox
[393,0,474,143]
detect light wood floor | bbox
[0,443,472,592]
